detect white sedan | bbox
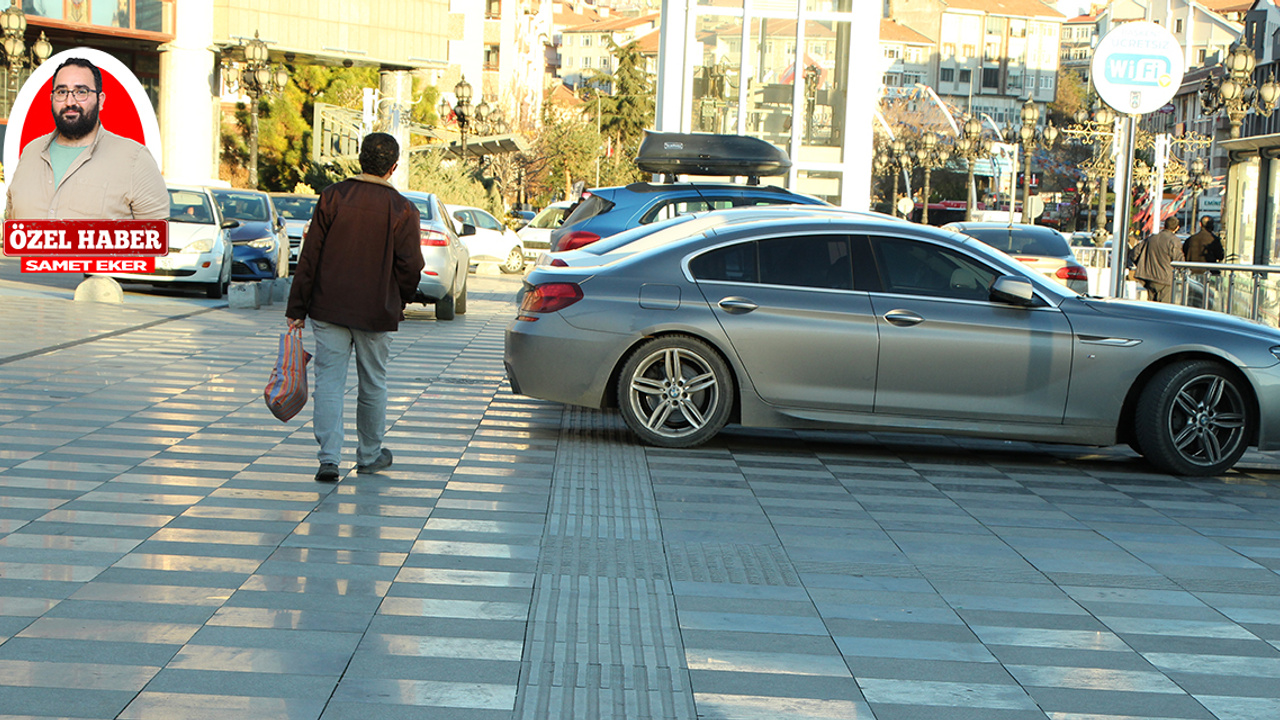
[447,205,526,274]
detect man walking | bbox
[1134,216,1185,303]
[1184,216,1225,264]
[5,57,167,220]
[285,133,424,482]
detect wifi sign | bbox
[1091,22,1185,115]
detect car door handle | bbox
[717,297,758,314]
[883,309,924,327]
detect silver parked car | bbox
[505,206,1280,476]
[402,191,471,321]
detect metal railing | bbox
[1173,262,1280,327]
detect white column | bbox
[379,70,412,189]
[158,0,217,182]
[842,2,879,210]
[655,0,691,132]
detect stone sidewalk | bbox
[1,274,1279,719]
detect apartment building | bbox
[1060,11,1098,81]
[559,13,660,89]
[880,18,936,89]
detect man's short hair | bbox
[53,57,102,92]
[1201,216,1215,231]
[359,133,399,177]
[1164,216,1180,231]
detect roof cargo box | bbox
[636,132,790,183]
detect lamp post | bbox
[915,131,951,225]
[1,0,51,110]
[1186,156,1213,227]
[222,31,289,189]
[954,115,990,221]
[1200,40,1280,139]
[1016,98,1058,223]
[878,137,911,218]
[803,64,820,145]
[441,77,475,164]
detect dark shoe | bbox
[315,463,339,482]
[356,448,393,474]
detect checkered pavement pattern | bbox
[0,274,1278,719]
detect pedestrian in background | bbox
[5,57,167,220]
[285,132,424,483]
[1134,216,1185,303]
[1184,216,1225,264]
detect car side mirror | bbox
[460,222,477,237]
[221,220,240,229]
[990,275,1036,306]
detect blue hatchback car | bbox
[548,182,828,253]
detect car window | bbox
[563,194,616,226]
[872,236,998,301]
[645,198,735,224]
[408,197,435,221]
[168,190,215,224]
[759,235,853,290]
[691,235,852,290]
[690,242,758,283]
[529,204,569,229]
[452,209,471,226]
[959,227,1071,257]
[437,200,458,237]
[211,191,271,222]
[272,196,317,220]
[473,210,503,231]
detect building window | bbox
[904,72,922,86]
[486,0,501,19]
[883,73,901,87]
[959,69,972,84]
[1199,49,1208,63]
[884,47,900,60]
[940,67,955,82]
[1175,19,1183,34]
[1010,20,1026,38]
[942,43,956,58]
[1008,74,1021,90]
[582,35,592,47]
[984,42,1000,61]
[582,56,592,69]
[905,47,920,63]
[982,67,999,88]
[484,44,500,71]
[1041,75,1052,89]
[962,44,975,59]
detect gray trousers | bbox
[310,319,391,466]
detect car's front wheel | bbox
[1135,360,1252,475]
[501,247,525,274]
[617,335,733,448]
[435,288,455,321]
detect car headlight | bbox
[248,238,275,249]
[180,239,215,254]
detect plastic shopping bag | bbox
[263,327,311,421]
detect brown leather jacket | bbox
[286,175,424,332]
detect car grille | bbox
[523,239,550,250]
[148,268,198,278]
[232,261,253,275]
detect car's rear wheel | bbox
[501,247,525,274]
[617,335,733,448]
[435,285,456,321]
[1135,360,1251,476]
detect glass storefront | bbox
[667,0,872,206]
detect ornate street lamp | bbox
[441,77,476,164]
[1186,156,1213,228]
[954,115,990,222]
[1017,98,1058,223]
[803,64,820,145]
[1,0,51,107]
[1201,40,1280,139]
[222,30,289,189]
[877,137,912,218]
[915,131,951,225]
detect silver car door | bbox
[691,234,879,412]
[867,235,1074,423]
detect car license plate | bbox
[155,255,172,270]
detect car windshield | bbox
[955,227,1071,257]
[272,196,317,220]
[211,191,271,222]
[168,189,215,225]
[406,197,436,221]
[583,213,728,258]
[528,204,570,229]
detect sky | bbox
[1054,0,1088,17]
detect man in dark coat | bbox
[1134,216,1185,303]
[1184,216,1224,264]
[286,133,425,482]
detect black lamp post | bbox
[915,131,951,225]
[1200,40,1280,139]
[1,0,51,110]
[441,77,475,164]
[222,31,289,189]
[954,115,990,222]
[1187,157,1213,227]
[1017,98,1058,223]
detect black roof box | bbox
[636,132,791,183]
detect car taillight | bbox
[559,230,601,251]
[517,282,583,320]
[549,258,569,267]
[420,229,448,247]
[1056,265,1089,282]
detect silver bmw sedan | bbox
[505,206,1280,476]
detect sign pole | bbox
[1109,114,1138,298]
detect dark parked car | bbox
[210,188,289,280]
[506,205,1280,476]
[268,192,318,272]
